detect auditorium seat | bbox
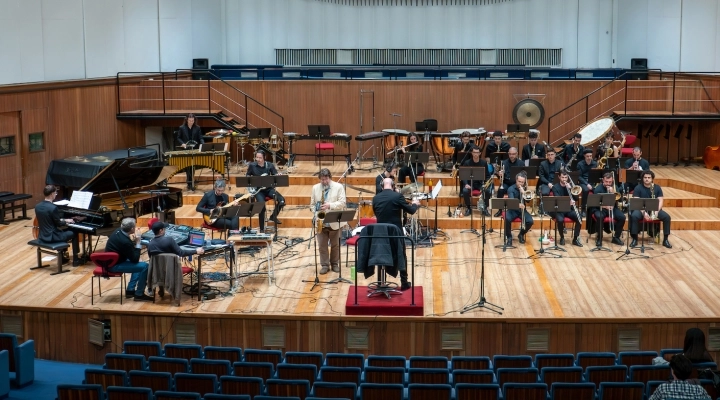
[451,369,496,385]
[243,349,284,367]
[56,384,104,400]
[318,366,361,386]
[275,363,318,386]
[535,353,575,369]
[265,378,311,399]
[365,355,406,369]
[128,370,172,393]
[549,382,595,400]
[454,383,500,400]
[494,355,533,372]
[106,386,153,400]
[584,365,628,387]
[408,356,449,369]
[174,372,218,397]
[502,382,547,400]
[219,376,264,398]
[233,361,275,381]
[310,381,357,399]
[575,352,616,369]
[361,366,406,386]
[628,364,671,384]
[83,368,127,392]
[123,341,163,358]
[496,367,538,386]
[324,353,365,370]
[540,366,583,386]
[597,381,644,400]
[358,382,404,400]
[164,344,203,361]
[103,353,147,373]
[148,356,190,375]
[204,346,243,363]
[407,368,450,385]
[408,382,453,400]
[451,356,492,371]
[190,358,231,378]
[284,351,324,370]
[617,351,657,367]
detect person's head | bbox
[583,149,594,163]
[408,132,419,144]
[120,218,136,234]
[669,354,693,380]
[602,172,614,186]
[151,221,167,236]
[184,113,196,127]
[515,171,527,188]
[683,328,710,362]
[255,151,265,164]
[559,170,569,185]
[508,147,518,161]
[382,177,394,190]
[641,170,655,186]
[493,131,502,145]
[43,185,58,198]
[470,146,481,161]
[547,148,556,162]
[461,131,471,144]
[572,133,582,145]
[214,179,226,196]
[605,134,614,145]
[385,163,396,177]
[528,131,538,145]
[633,147,642,159]
[319,168,332,187]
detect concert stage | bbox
[2,162,720,364]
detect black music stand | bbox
[528,158,545,170]
[541,196,572,255]
[619,197,659,259]
[509,166,538,180]
[605,157,621,170]
[405,152,429,184]
[586,193,616,252]
[491,198,520,252]
[619,157,634,169]
[507,123,530,149]
[624,169,643,189]
[489,152,508,164]
[326,210,357,284]
[459,167,485,237]
[454,150,472,193]
[236,201,265,232]
[587,170,605,187]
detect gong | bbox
[512,99,545,129]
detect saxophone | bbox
[314,186,327,232]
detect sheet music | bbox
[53,200,70,206]
[68,191,94,209]
[431,180,443,199]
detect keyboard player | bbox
[36,185,81,266]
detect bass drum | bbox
[358,200,374,219]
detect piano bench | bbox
[27,240,70,276]
[0,193,32,225]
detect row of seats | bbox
[58,384,345,400]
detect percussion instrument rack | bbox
[284,133,352,170]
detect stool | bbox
[201,222,226,241]
[315,142,335,165]
[27,239,70,275]
[90,252,123,305]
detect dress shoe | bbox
[630,238,638,248]
[319,266,329,275]
[134,294,154,302]
[559,237,565,246]
[518,232,526,244]
[505,237,513,247]
[482,209,491,217]
[662,238,672,249]
[72,259,82,267]
[572,237,583,247]
[400,281,412,291]
[331,265,340,273]
[464,208,471,217]
[125,290,135,299]
[581,211,586,218]
[270,216,282,224]
[494,210,502,218]
[611,236,624,246]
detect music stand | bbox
[541,196,572,255]
[262,175,289,242]
[619,197,659,259]
[619,157,633,169]
[528,158,545,170]
[509,166,538,180]
[489,152,508,164]
[587,170,605,187]
[325,210,358,284]
[491,197,520,252]
[459,166,485,237]
[416,120,438,163]
[406,152,429,184]
[236,202,265,232]
[624,169,643,188]
[585,193,616,252]
[605,157,621,170]
[308,125,331,137]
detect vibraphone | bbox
[285,133,352,168]
[165,150,230,181]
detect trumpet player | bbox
[550,171,583,247]
[461,146,492,217]
[505,171,533,246]
[310,168,347,274]
[629,170,672,249]
[521,131,546,161]
[494,147,524,217]
[577,149,597,217]
[624,147,650,191]
[397,133,424,185]
[591,172,626,247]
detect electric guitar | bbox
[203,193,252,224]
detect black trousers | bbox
[254,188,285,230]
[630,210,671,236]
[56,230,80,262]
[185,169,194,188]
[539,184,552,196]
[505,209,533,238]
[581,185,591,210]
[462,185,491,209]
[592,208,625,238]
[398,164,424,183]
[549,210,581,238]
[212,216,239,230]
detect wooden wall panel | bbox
[0,112,22,194]
[20,108,49,206]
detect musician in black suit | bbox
[562,132,584,166]
[505,172,533,246]
[624,147,650,192]
[375,163,398,194]
[550,171,583,247]
[35,185,80,266]
[177,113,204,190]
[595,133,619,160]
[589,172,625,247]
[538,148,563,197]
[521,131,546,161]
[451,131,473,165]
[246,151,285,232]
[461,146,492,217]
[373,178,419,291]
[492,147,524,217]
[196,179,240,230]
[577,149,598,216]
[484,130,510,160]
[629,170,672,248]
[397,133,425,184]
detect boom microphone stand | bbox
[459,167,484,237]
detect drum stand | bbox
[234,138,248,172]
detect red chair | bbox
[201,222,226,241]
[90,252,124,305]
[147,217,159,230]
[620,134,637,156]
[345,218,377,269]
[316,142,336,165]
[587,214,618,244]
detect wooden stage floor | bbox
[3,163,720,321]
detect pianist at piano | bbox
[36,185,81,266]
[196,180,240,230]
[104,218,153,302]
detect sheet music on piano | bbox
[67,191,94,209]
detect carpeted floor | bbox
[9,359,100,399]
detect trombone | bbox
[519,182,534,231]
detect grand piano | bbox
[46,146,183,238]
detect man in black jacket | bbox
[461,146,492,217]
[196,179,240,230]
[246,151,285,232]
[35,185,80,265]
[104,218,153,301]
[147,221,204,258]
[538,148,562,197]
[495,147,524,214]
[484,130,510,160]
[521,131,546,161]
[372,178,419,290]
[576,149,597,216]
[550,171,583,247]
[505,172,534,246]
[590,172,625,247]
[624,147,650,192]
[562,133,584,166]
[375,163,398,194]
[177,113,204,190]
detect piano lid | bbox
[46,148,159,190]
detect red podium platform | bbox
[345,286,424,316]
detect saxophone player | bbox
[590,172,626,247]
[484,130,511,160]
[577,149,597,217]
[493,147,524,217]
[452,131,473,166]
[629,170,672,248]
[595,133,619,160]
[550,171,583,247]
[561,133,584,165]
[505,171,533,246]
[521,131,546,161]
[310,168,347,274]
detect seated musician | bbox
[310,168,347,274]
[538,148,562,197]
[590,172,626,247]
[397,133,424,184]
[521,131,546,161]
[577,149,597,217]
[624,147,650,192]
[246,151,285,232]
[147,221,204,258]
[461,146,492,217]
[484,130,511,160]
[375,163,398,194]
[596,133,619,160]
[452,131,473,166]
[36,185,81,266]
[196,179,240,231]
[505,171,533,246]
[562,132,584,166]
[104,218,153,302]
[494,147,524,217]
[177,113,204,190]
[629,170,672,248]
[550,171,583,247]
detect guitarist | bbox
[196,179,240,231]
[246,151,285,232]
